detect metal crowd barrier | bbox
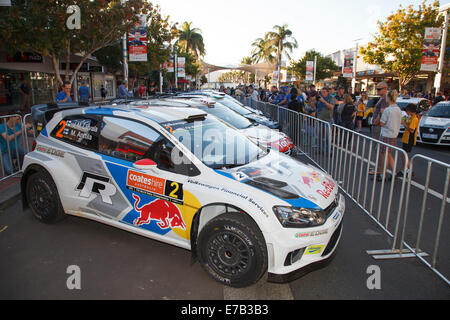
[241,97,450,285]
[399,155,450,284]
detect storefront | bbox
[92,73,116,100]
[0,52,57,112]
[0,51,118,113]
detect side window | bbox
[98,116,160,162]
[98,116,200,176]
[51,115,100,150]
[151,139,200,176]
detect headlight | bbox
[273,206,326,228]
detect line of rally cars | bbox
[22,91,345,288]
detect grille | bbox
[420,127,445,143]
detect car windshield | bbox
[196,103,254,129]
[216,98,253,116]
[162,116,266,169]
[396,102,411,110]
[426,104,450,118]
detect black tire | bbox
[26,170,66,224]
[197,212,268,288]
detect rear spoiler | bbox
[31,102,95,135]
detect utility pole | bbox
[352,38,362,92]
[121,0,128,82]
[174,51,178,91]
[435,4,449,94]
[313,55,317,85]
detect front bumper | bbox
[265,194,345,283]
[416,126,450,146]
[268,221,343,283]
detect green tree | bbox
[0,0,152,86]
[176,21,206,58]
[251,33,276,63]
[288,50,340,82]
[267,24,298,86]
[359,0,444,90]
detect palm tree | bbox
[251,33,276,64]
[267,24,298,87]
[177,21,205,58]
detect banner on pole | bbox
[420,27,441,72]
[305,61,314,81]
[129,15,147,62]
[177,57,186,78]
[342,51,353,78]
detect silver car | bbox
[416,102,450,146]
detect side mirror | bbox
[133,159,157,170]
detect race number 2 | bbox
[165,180,183,201]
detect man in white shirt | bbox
[248,86,259,101]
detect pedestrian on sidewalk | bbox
[56,81,72,103]
[100,85,107,101]
[377,90,402,182]
[317,87,336,123]
[333,87,345,125]
[369,82,389,176]
[317,87,336,153]
[338,94,357,130]
[118,80,133,98]
[78,81,90,103]
[355,93,367,132]
[398,104,419,178]
[18,78,31,114]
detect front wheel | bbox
[197,212,268,288]
[26,170,66,224]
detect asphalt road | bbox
[0,153,448,300]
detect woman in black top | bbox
[339,94,357,129]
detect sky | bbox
[153,0,450,67]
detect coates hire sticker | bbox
[126,169,184,205]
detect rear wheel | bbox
[197,212,267,288]
[26,170,65,223]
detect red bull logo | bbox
[132,194,186,230]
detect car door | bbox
[96,115,202,245]
[48,114,121,215]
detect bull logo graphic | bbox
[132,194,186,230]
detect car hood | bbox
[245,113,279,128]
[420,116,450,128]
[217,151,338,210]
[240,126,288,143]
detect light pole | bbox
[313,55,317,85]
[121,0,128,82]
[352,38,362,92]
[435,4,450,94]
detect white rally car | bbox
[127,98,295,155]
[22,104,345,287]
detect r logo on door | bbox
[76,172,117,204]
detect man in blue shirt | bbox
[118,80,133,98]
[273,87,286,105]
[0,115,32,175]
[56,81,72,103]
[78,81,90,103]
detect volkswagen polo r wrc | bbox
[21,103,345,287]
